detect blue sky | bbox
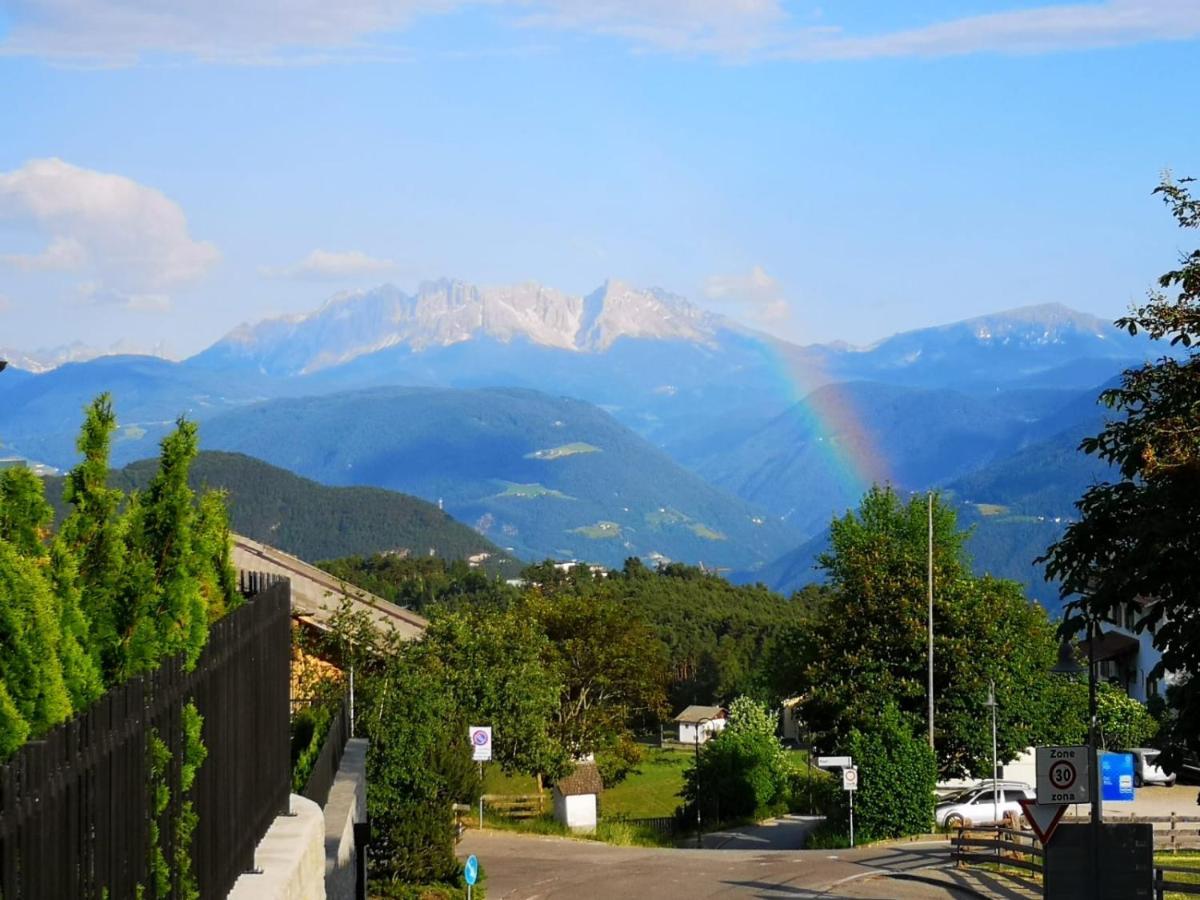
[1,1,1197,358]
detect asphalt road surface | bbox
[458,831,983,899]
[701,815,824,850]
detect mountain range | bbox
[0,277,1155,596]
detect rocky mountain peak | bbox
[200,278,724,374]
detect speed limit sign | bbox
[842,766,859,791]
[1036,746,1089,804]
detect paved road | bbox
[459,831,989,899]
[701,815,825,850]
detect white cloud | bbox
[0,158,218,310]
[785,0,1200,60]
[260,249,398,280]
[704,265,790,324]
[76,283,173,312]
[2,235,88,271]
[2,1,1198,64]
[0,0,457,63]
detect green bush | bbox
[594,819,670,847]
[290,704,334,793]
[680,697,792,823]
[804,819,852,849]
[370,873,484,899]
[832,703,936,842]
[370,797,462,885]
[787,765,839,816]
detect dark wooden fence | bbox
[0,576,292,900]
[483,793,545,819]
[952,823,1200,898]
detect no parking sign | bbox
[470,726,493,762]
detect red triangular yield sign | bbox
[1018,797,1066,845]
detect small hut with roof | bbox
[552,761,603,832]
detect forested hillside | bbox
[42,451,515,571]
[198,387,797,569]
[321,552,825,712]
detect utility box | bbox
[1044,823,1154,900]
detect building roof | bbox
[233,533,428,639]
[555,762,603,797]
[673,705,726,724]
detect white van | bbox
[1129,748,1176,787]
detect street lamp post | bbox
[985,680,998,823]
[1052,620,1101,898]
[1086,618,1102,900]
[694,716,713,848]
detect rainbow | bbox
[759,338,893,518]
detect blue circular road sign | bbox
[464,854,479,886]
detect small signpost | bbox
[463,854,479,900]
[815,756,858,846]
[1036,746,1090,805]
[843,766,858,847]
[1018,797,1067,845]
[470,726,493,828]
[471,726,493,762]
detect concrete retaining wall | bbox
[324,738,368,900]
[228,794,326,900]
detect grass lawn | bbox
[481,766,540,795]
[602,747,692,818]
[1158,851,1200,900]
[482,746,826,823]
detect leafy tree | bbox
[608,559,820,709]
[680,696,792,824]
[357,637,479,884]
[1041,174,1200,768]
[421,606,567,780]
[319,554,517,614]
[526,589,668,761]
[838,702,936,841]
[796,487,1059,778]
[1035,679,1158,750]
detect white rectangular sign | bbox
[1036,746,1090,805]
[470,726,493,762]
[818,756,852,768]
[842,766,859,791]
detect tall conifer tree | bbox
[60,395,127,680]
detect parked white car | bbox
[936,782,1035,828]
[1130,748,1176,787]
